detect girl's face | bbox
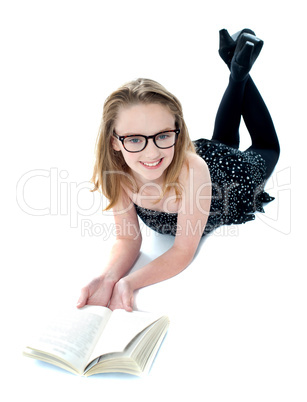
[113,103,176,185]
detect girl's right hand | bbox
[76,275,116,308]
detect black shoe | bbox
[219,28,256,67]
[230,33,264,81]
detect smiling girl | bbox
[77,28,280,311]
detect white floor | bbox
[1,1,306,401]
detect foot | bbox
[230,33,264,81]
[219,28,258,68]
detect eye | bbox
[156,132,171,141]
[126,136,144,144]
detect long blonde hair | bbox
[92,78,195,210]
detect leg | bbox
[211,76,247,148]
[212,74,280,178]
[212,32,262,148]
[242,77,280,178]
[217,28,280,178]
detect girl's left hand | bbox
[108,278,134,312]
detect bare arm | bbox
[109,155,211,310]
[77,196,142,308]
[101,237,142,283]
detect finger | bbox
[76,287,89,308]
[108,300,117,311]
[123,293,133,312]
[108,294,117,311]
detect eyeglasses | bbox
[113,129,180,153]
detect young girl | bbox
[77,28,280,312]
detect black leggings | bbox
[212,75,280,179]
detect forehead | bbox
[115,103,175,134]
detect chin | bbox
[141,170,164,182]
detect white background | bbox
[1,0,306,401]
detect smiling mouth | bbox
[140,158,163,167]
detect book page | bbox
[88,309,163,362]
[26,306,112,373]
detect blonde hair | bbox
[92,78,195,210]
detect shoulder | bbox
[187,151,207,168]
[180,151,210,184]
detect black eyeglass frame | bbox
[113,129,180,153]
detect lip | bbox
[140,158,163,169]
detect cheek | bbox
[165,147,175,161]
[121,151,139,166]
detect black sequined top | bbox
[134,139,274,236]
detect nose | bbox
[143,138,161,159]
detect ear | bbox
[111,136,121,152]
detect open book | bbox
[23,306,170,376]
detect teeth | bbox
[142,159,161,167]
